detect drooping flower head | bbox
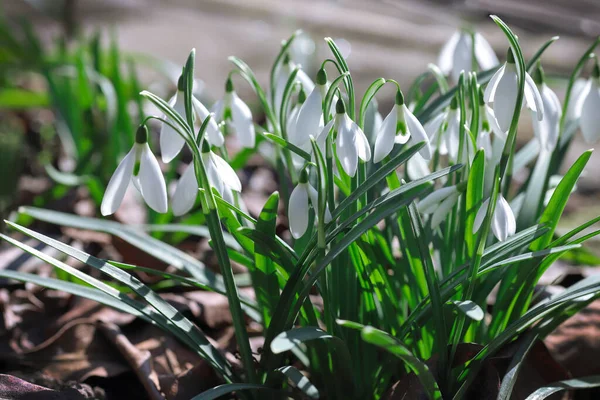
[419,184,462,228]
[319,99,371,177]
[473,194,516,242]
[373,90,432,163]
[160,74,223,163]
[213,78,256,148]
[577,57,600,144]
[531,63,561,152]
[288,167,331,239]
[290,68,328,154]
[438,29,499,82]
[484,48,544,135]
[171,139,241,216]
[101,125,168,216]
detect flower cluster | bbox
[101,28,599,246]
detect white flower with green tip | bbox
[320,99,371,177]
[531,64,561,152]
[484,49,544,134]
[438,30,499,82]
[213,78,255,148]
[373,90,432,163]
[160,76,223,163]
[171,140,241,216]
[101,125,168,216]
[288,168,332,239]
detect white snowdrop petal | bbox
[353,123,371,162]
[580,80,600,144]
[171,163,198,216]
[534,84,561,151]
[474,33,499,71]
[524,72,544,120]
[431,192,460,229]
[484,64,505,103]
[211,153,242,192]
[316,119,334,156]
[307,173,332,222]
[336,117,359,177]
[492,66,519,133]
[289,184,310,239]
[100,147,136,216]
[473,198,491,234]
[211,99,225,121]
[446,111,461,161]
[438,32,460,75]
[231,93,256,148]
[296,68,316,95]
[452,33,473,82]
[373,109,397,163]
[419,186,457,215]
[477,130,493,156]
[193,97,224,147]
[485,105,507,140]
[406,152,431,180]
[567,79,589,121]
[160,95,187,163]
[138,144,168,213]
[293,88,323,145]
[404,105,432,160]
[493,196,516,241]
[424,111,446,148]
[204,153,224,195]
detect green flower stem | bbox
[191,150,258,386]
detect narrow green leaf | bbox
[525,376,600,400]
[531,150,592,251]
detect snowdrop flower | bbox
[273,54,314,116]
[160,76,223,163]
[213,78,256,148]
[290,69,328,155]
[288,168,331,239]
[443,96,461,160]
[287,87,309,169]
[171,140,241,216]
[419,185,462,228]
[566,78,588,122]
[373,90,432,163]
[531,64,561,152]
[576,59,600,144]
[438,29,499,82]
[473,195,516,241]
[484,49,544,134]
[317,99,371,177]
[101,125,167,216]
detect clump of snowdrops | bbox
[3,15,600,400]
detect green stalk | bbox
[182,52,257,386]
[192,141,258,385]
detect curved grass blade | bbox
[4,222,237,381]
[524,376,600,400]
